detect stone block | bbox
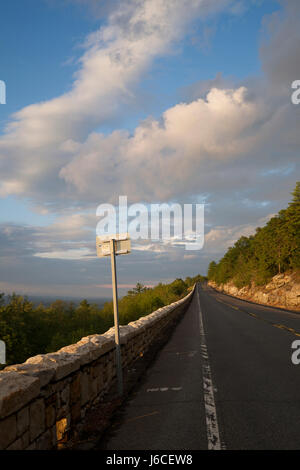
[6,357,56,388]
[45,404,56,428]
[0,414,17,449]
[44,353,81,381]
[80,371,90,406]
[70,373,81,404]
[22,431,30,449]
[36,429,52,450]
[60,384,70,406]
[70,401,81,423]
[0,371,40,419]
[17,406,29,437]
[26,441,36,450]
[29,399,45,441]
[7,436,23,450]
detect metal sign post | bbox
[110,238,123,396]
[96,234,131,396]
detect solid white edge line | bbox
[197,285,224,450]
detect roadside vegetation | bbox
[0,274,206,367]
[208,182,300,288]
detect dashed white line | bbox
[146,387,183,393]
[197,286,224,450]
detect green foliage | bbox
[207,182,300,287]
[0,275,204,367]
[127,282,148,295]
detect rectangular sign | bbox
[97,233,129,242]
[96,240,111,257]
[96,236,131,257]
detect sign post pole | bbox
[96,233,130,396]
[110,238,123,396]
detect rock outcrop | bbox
[208,271,300,311]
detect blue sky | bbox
[0,0,299,298]
[0,0,279,226]
[0,0,278,127]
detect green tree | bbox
[207,183,300,287]
[128,282,148,295]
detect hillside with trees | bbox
[0,274,206,368]
[208,182,300,288]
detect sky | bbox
[0,0,299,299]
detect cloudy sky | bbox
[0,0,299,298]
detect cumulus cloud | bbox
[1,0,298,210]
[60,86,270,202]
[59,81,300,204]
[0,0,233,202]
[0,0,300,295]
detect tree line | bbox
[208,182,300,287]
[0,274,206,367]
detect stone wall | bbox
[208,272,300,311]
[0,288,194,450]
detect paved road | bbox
[99,283,300,450]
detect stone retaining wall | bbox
[0,288,194,450]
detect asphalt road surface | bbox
[100,283,300,450]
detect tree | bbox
[207,183,300,286]
[208,261,217,281]
[0,277,192,365]
[128,282,148,295]
[290,181,300,204]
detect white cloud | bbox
[59,85,277,202]
[0,0,299,295]
[0,0,233,202]
[1,0,297,211]
[33,248,94,260]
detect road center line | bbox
[214,295,300,337]
[197,286,224,450]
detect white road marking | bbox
[174,350,197,357]
[146,387,183,393]
[197,286,224,450]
